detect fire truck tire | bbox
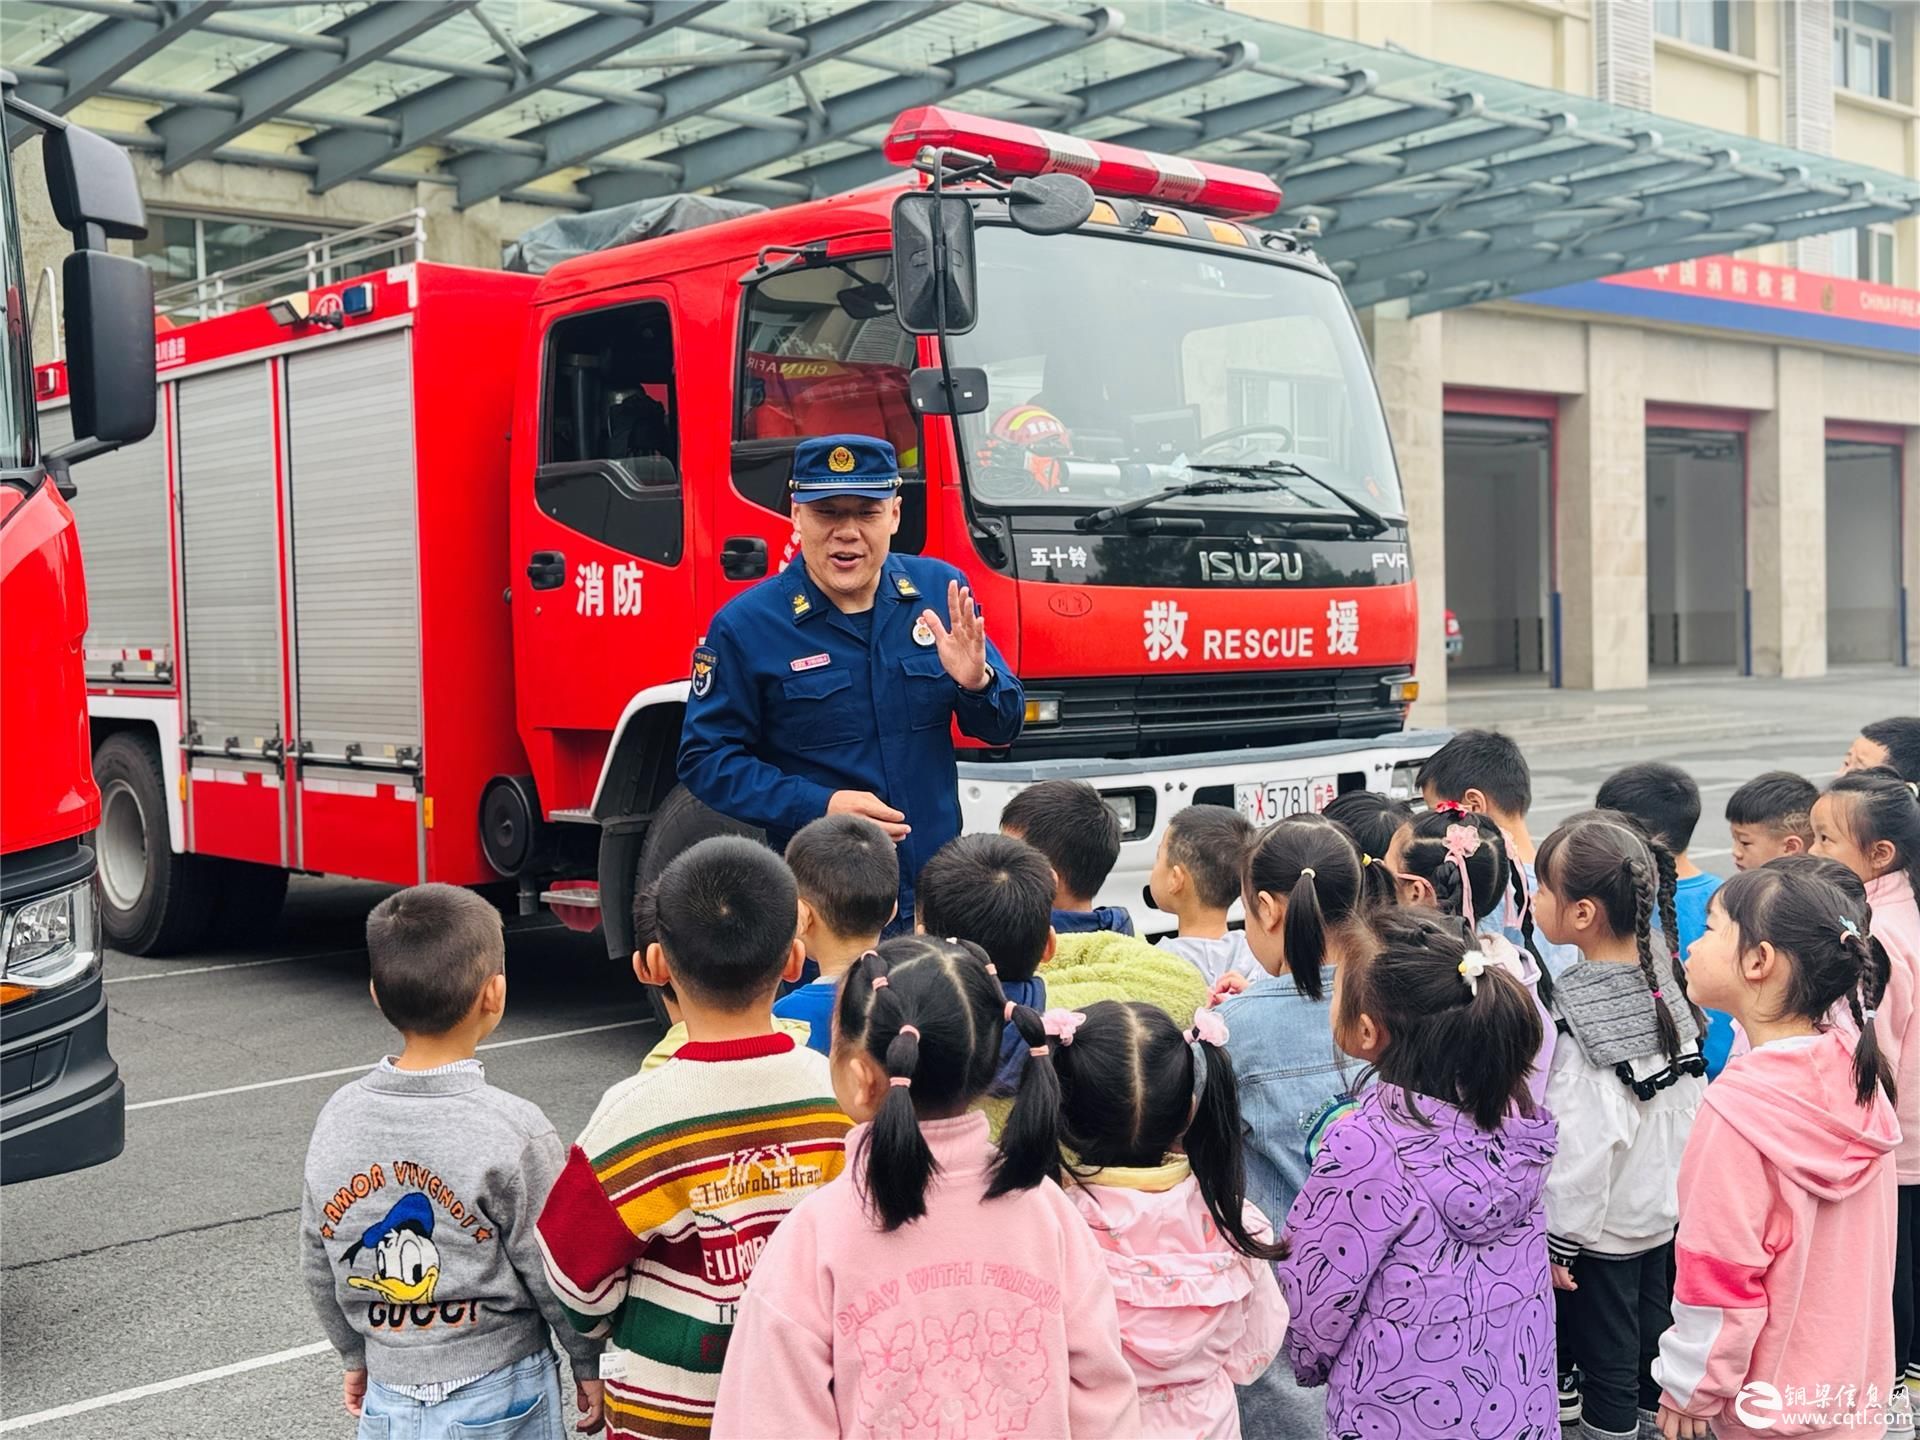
[92,732,216,956]
[637,786,765,891]
[209,861,289,945]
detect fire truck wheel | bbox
[209,861,289,945]
[92,732,216,956]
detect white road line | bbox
[106,948,362,984]
[125,1019,653,1112]
[0,1341,331,1431]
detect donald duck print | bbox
[343,1191,441,1305]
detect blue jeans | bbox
[358,1348,564,1440]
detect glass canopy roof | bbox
[5,0,1913,314]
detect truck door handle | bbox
[527,551,566,589]
[721,536,768,581]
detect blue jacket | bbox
[1217,967,1358,1230]
[677,553,1023,922]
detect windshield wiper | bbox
[1185,460,1393,538]
[1073,475,1288,533]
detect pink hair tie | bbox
[897,1024,921,1041]
[889,1076,912,1088]
[1651,988,1664,999]
[1003,1001,1016,1021]
[870,975,890,991]
[1040,1008,1084,1046]
[984,961,999,976]
[1028,1045,1049,1058]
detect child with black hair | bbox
[773,814,900,1054]
[916,831,1057,1092]
[1534,813,1708,1440]
[1280,908,1558,1440]
[1321,789,1412,908]
[301,885,606,1438]
[1419,728,1580,976]
[710,936,1141,1438]
[1385,805,1556,1102]
[1050,999,1288,1435]
[1149,804,1257,984]
[538,837,850,1440]
[1002,778,1135,934]
[1813,767,1920,1423]
[1598,762,1729,1078]
[1725,770,1817,872]
[1654,866,1898,1440]
[1847,716,1920,786]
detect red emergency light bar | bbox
[883,105,1283,221]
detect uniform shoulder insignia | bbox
[690,644,718,699]
[790,591,811,619]
[893,572,919,598]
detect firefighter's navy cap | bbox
[789,435,902,502]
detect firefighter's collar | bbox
[882,557,921,602]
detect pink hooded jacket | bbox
[1065,1161,1287,1439]
[710,1111,1141,1439]
[1866,871,1920,1182]
[1653,1028,1899,1439]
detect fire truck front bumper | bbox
[957,728,1452,936]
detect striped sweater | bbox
[536,1032,850,1440]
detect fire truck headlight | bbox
[2,881,102,1001]
[1023,696,1061,727]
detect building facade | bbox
[1237,0,1918,703]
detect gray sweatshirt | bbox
[298,1060,601,1387]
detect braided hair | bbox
[835,935,1057,1230]
[1537,814,1687,1065]
[1717,866,1895,1106]
[1396,807,1555,1006]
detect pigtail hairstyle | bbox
[1339,910,1542,1130]
[1718,866,1896,1107]
[1052,1000,1286,1260]
[988,989,1065,1200]
[1242,817,1366,1001]
[1538,814,1685,1065]
[1827,768,1920,904]
[835,936,1005,1231]
[1322,791,1412,911]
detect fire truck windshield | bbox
[951,226,1401,521]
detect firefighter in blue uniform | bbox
[678,435,1024,924]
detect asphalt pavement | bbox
[0,664,1912,1437]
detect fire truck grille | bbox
[1006,667,1407,760]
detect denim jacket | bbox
[1218,967,1356,1231]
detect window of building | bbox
[536,303,682,566]
[1833,224,1899,284]
[1654,0,1732,52]
[734,256,924,553]
[132,211,412,319]
[1834,1,1897,99]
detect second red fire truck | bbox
[42,108,1441,962]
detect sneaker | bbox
[1558,1369,1582,1423]
[1890,1382,1915,1435]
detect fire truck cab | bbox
[49,108,1442,962]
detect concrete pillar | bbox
[1748,349,1828,678]
[1364,300,1447,719]
[1905,431,1920,667]
[1559,325,1648,690]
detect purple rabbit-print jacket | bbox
[1276,1087,1560,1440]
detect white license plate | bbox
[1234,775,1337,825]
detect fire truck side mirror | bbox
[60,251,157,448]
[1006,174,1096,237]
[908,366,990,418]
[891,191,977,337]
[42,119,147,249]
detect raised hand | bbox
[922,579,988,692]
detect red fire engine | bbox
[39,109,1442,962]
[2,71,156,1180]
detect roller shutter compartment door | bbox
[178,364,282,754]
[286,332,421,765]
[45,404,176,683]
